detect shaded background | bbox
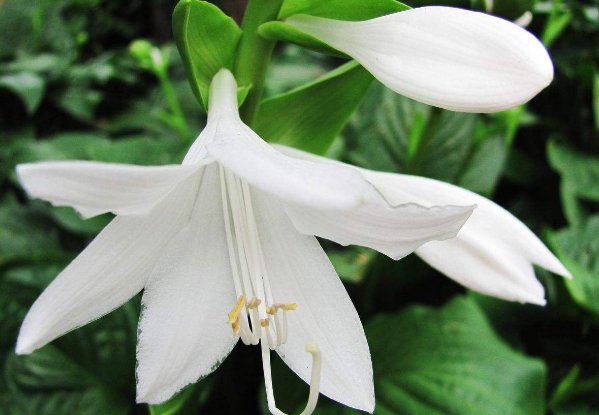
[0,0,598,414]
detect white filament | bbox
[219,166,321,414]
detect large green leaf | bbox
[172,0,242,108]
[254,61,373,154]
[548,215,599,316]
[368,297,546,415]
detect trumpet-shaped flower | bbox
[15,70,476,414]
[285,6,553,113]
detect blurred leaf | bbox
[548,215,599,316]
[0,197,64,267]
[542,0,572,47]
[53,84,102,121]
[457,135,507,196]
[4,346,129,415]
[172,0,242,108]
[278,0,410,20]
[548,142,599,224]
[367,297,546,415]
[328,247,375,284]
[0,72,46,114]
[149,387,195,415]
[594,67,599,131]
[255,61,373,154]
[344,82,479,183]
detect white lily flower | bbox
[15,69,475,414]
[276,146,571,306]
[285,6,553,113]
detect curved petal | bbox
[16,172,202,355]
[364,172,571,304]
[136,165,237,404]
[286,7,553,112]
[285,199,474,260]
[17,161,199,218]
[252,190,374,413]
[275,144,569,304]
[198,70,376,211]
[271,144,474,260]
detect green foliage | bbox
[549,216,599,316]
[1,0,598,414]
[278,0,410,20]
[255,61,373,154]
[173,0,243,108]
[367,298,546,415]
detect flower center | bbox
[219,166,321,415]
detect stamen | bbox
[228,295,246,324]
[248,297,262,309]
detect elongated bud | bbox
[286,6,553,113]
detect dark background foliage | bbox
[0,0,598,414]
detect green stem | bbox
[157,70,190,141]
[234,0,283,125]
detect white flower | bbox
[15,69,475,414]
[285,6,553,112]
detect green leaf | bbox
[547,142,599,224]
[548,215,599,316]
[278,0,410,20]
[368,297,546,415]
[0,72,45,114]
[593,67,599,131]
[328,247,375,284]
[457,134,508,196]
[542,0,572,48]
[343,82,478,183]
[173,0,242,108]
[0,197,64,267]
[254,61,373,154]
[4,346,130,415]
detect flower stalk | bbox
[234,0,283,124]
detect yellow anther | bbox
[232,317,240,335]
[227,295,245,324]
[266,305,277,315]
[248,297,262,309]
[280,303,297,311]
[260,318,270,328]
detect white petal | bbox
[285,199,474,260]
[195,70,376,210]
[272,145,474,260]
[274,144,569,304]
[364,171,571,304]
[16,173,202,355]
[136,165,237,404]
[286,6,553,112]
[17,161,199,218]
[252,190,375,412]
